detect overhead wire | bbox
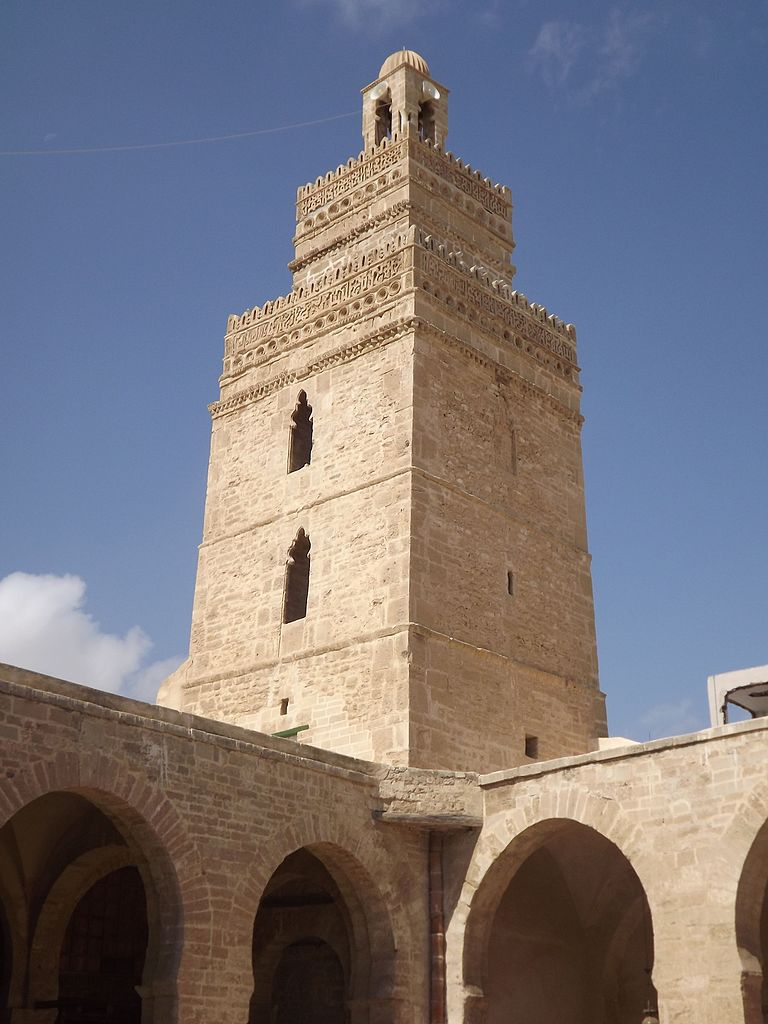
[0,110,357,156]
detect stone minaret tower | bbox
[159,50,607,772]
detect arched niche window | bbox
[418,101,436,143]
[375,96,392,144]
[283,529,311,624]
[288,391,313,474]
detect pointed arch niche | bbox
[288,391,313,474]
[463,819,658,1024]
[283,529,311,623]
[248,845,396,1024]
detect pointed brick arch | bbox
[449,786,655,1024]
[0,754,210,1024]
[231,820,400,1023]
[459,816,656,1024]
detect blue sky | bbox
[1,0,766,739]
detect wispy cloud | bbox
[0,572,181,703]
[528,20,586,90]
[300,0,435,29]
[639,698,707,740]
[529,7,658,102]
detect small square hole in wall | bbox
[507,571,514,596]
[525,735,538,758]
[279,698,289,716]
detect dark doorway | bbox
[0,900,10,1024]
[57,866,148,1024]
[272,939,346,1024]
[250,850,353,1024]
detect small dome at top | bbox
[379,49,430,78]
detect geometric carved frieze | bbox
[296,138,408,220]
[295,133,510,226]
[415,232,577,369]
[221,247,408,381]
[408,137,511,218]
[289,201,411,274]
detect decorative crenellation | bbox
[227,228,412,340]
[415,229,577,366]
[297,136,408,220]
[221,233,412,380]
[409,137,510,218]
[296,131,510,222]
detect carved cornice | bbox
[211,314,581,425]
[414,319,583,425]
[289,201,411,273]
[210,318,419,419]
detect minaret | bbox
[159,50,607,771]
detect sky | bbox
[1,0,766,738]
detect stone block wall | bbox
[0,667,431,1024]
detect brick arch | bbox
[0,754,210,1024]
[232,817,399,1023]
[28,845,135,1006]
[451,792,654,1024]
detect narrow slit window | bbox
[283,529,311,623]
[279,697,289,716]
[288,391,313,473]
[510,428,517,474]
[525,735,539,758]
[507,571,515,596]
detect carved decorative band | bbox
[289,202,411,273]
[226,250,406,359]
[409,140,510,217]
[211,315,580,425]
[297,141,407,219]
[418,250,576,364]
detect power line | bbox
[0,110,357,156]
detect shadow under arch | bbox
[735,815,768,1022]
[249,841,397,1024]
[0,895,11,1024]
[462,818,657,1024]
[0,786,185,1024]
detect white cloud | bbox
[0,572,182,702]
[638,698,707,740]
[529,7,657,101]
